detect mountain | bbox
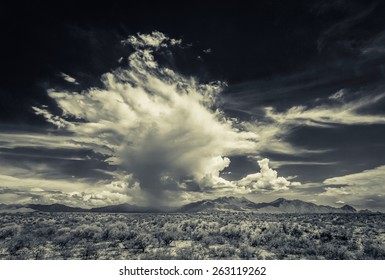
[177,196,261,212]
[0,203,36,213]
[0,203,159,213]
[27,203,87,212]
[0,197,359,214]
[90,203,160,213]
[254,198,357,214]
[357,209,382,214]
[177,197,357,214]
[340,205,357,213]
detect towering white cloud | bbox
[237,158,299,192]
[33,32,279,205]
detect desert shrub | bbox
[0,212,384,260]
[0,224,22,239]
[34,219,57,238]
[219,224,242,240]
[178,220,198,235]
[174,247,196,260]
[143,248,174,260]
[131,233,154,252]
[238,244,254,259]
[191,228,208,241]
[268,235,289,249]
[347,239,361,251]
[319,243,349,259]
[14,247,32,259]
[334,228,353,241]
[103,222,135,241]
[154,231,174,247]
[7,235,34,256]
[53,233,73,248]
[249,232,266,247]
[290,227,303,238]
[80,243,99,260]
[73,224,103,240]
[319,230,333,242]
[363,241,385,259]
[205,234,226,245]
[208,245,236,259]
[33,246,47,260]
[60,249,73,259]
[200,235,217,247]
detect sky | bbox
[1,0,385,210]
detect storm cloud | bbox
[29,32,296,206]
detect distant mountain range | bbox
[176,197,358,214]
[89,203,160,213]
[0,196,372,214]
[2,196,381,214]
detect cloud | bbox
[360,30,385,57]
[323,165,385,189]
[321,165,385,210]
[1,32,306,207]
[316,2,377,52]
[328,89,345,101]
[237,158,300,192]
[264,92,385,127]
[122,31,181,50]
[241,120,334,155]
[0,161,145,208]
[0,185,139,208]
[221,83,367,156]
[59,72,79,85]
[32,32,265,206]
[32,107,71,128]
[269,160,338,168]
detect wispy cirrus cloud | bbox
[264,91,385,127]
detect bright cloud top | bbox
[31,32,296,205]
[238,158,300,192]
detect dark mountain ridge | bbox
[0,196,365,214]
[90,203,161,213]
[176,196,358,214]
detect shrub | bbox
[53,233,72,248]
[7,235,33,256]
[363,241,385,259]
[80,243,99,260]
[238,244,254,259]
[219,224,242,240]
[154,231,174,247]
[73,224,102,240]
[132,233,154,252]
[103,222,134,241]
[0,224,22,239]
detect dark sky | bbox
[1,0,385,210]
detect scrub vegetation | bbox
[0,212,384,260]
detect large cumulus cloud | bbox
[30,31,299,205]
[238,158,300,192]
